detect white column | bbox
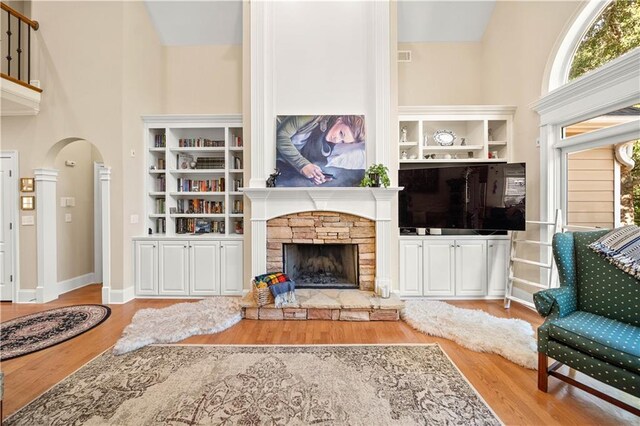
[373,0,391,166]
[251,220,267,278]
[35,168,58,303]
[99,168,111,304]
[250,0,275,188]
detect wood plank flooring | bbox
[1,285,638,424]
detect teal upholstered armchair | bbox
[534,230,640,415]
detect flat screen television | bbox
[399,162,526,232]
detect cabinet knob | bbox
[450,245,455,248]
[183,245,187,248]
[456,245,460,248]
[489,244,494,248]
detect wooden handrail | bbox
[1,2,38,30]
[0,72,43,93]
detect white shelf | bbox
[170,214,226,218]
[149,170,166,174]
[170,147,225,153]
[423,145,484,152]
[229,169,244,173]
[149,148,165,152]
[169,191,225,196]
[488,141,508,146]
[229,147,244,151]
[149,214,165,218]
[169,169,225,175]
[229,213,244,217]
[148,192,166,196]
[399,142,419,147]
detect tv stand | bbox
[399,233,510,299]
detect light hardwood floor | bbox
[1,285,638,425]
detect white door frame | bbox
[1,151,20,302]
[93,162,105,284]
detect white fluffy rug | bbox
[113,297,242,355]
[402,300,537,369]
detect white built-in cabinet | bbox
[399,236,508,298]
[134,238,243,297]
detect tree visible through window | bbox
[569,0,640,80]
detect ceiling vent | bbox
[397,50,412,63]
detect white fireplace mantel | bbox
[243,187,401,221]
[243,187,402,292]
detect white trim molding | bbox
[35,168,59,303]
[58,272,96,295]
[108,286,136,304]
[17,289,37,303]
[1,150,19,302]
[99,167,112,304]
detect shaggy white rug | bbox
[113,297,242,355]
[402,300,538,369]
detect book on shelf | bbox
[156,198,165,214]
[232,178,243,192]
[176,218,225,234]
[232,199,243,214]
[233,136,243,147]
[154,134,166,148]
[156,175,166,191]
[176,199,224,214]
[196,157,225,169]
[233,156,242,169]
[157,158,165,169]
[155,217,166,234]
[177,178,225,192]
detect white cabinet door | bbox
[424,240,455,296]
[220,240,243,295]
[487,240,509,296]
[455,241,487,296]
[399,240,423,296]
[135,241,158,295]
[190,241,220,296]
[159,241,189,296]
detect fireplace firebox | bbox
[283,243,359,289]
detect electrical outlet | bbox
[130,149,136,157]
[65,213,72,223]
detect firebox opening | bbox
[283,243,359,289]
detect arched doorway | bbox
[35,138,111,303]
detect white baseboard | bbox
[58,272,96,295]
[108,286,136,304]
[17,289,37,303]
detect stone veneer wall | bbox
[266,212,376,291]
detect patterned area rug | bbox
[0,305,111,361]
[6,344,500,425]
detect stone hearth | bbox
[240,289,403,321]
[267,212,375,291]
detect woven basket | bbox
[252,280,275,307]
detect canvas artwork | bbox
[275,115,366,187]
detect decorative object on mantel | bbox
[360,163,390,188]
[402,300,537,369]
[1,305,111,361]
[266,168,281,187]
[113,298,241,355]
[5,345,500,425]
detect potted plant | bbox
[360,164,391,188]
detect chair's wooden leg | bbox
[538,353,548,392]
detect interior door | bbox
[0,156,15,301]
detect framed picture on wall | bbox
[20,177,35,192]
[274,115,366,187]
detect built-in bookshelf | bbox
[398,106,515,164]
[143,116,244,237]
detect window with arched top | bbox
[534,0,640,249]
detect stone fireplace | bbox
[267,212,375,290]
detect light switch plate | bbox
[60,197,67,207]
[21,215,35,226]
[130,214,139,224]
[68,197,75,207]
[65,213,72,223]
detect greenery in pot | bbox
[360,163,391,188]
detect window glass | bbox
[562,105,640,139]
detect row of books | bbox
[156,158,166,169]
[154,134,166,148]
[179,138,224,148]
[177,178,225,193]
[156,175,166,192]
[176,199,224,214]
[176,219,225,234]
[155,218,166,234]
[231,178,243,192]
[156,199,166,214]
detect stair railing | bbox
[1,2,41,91]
